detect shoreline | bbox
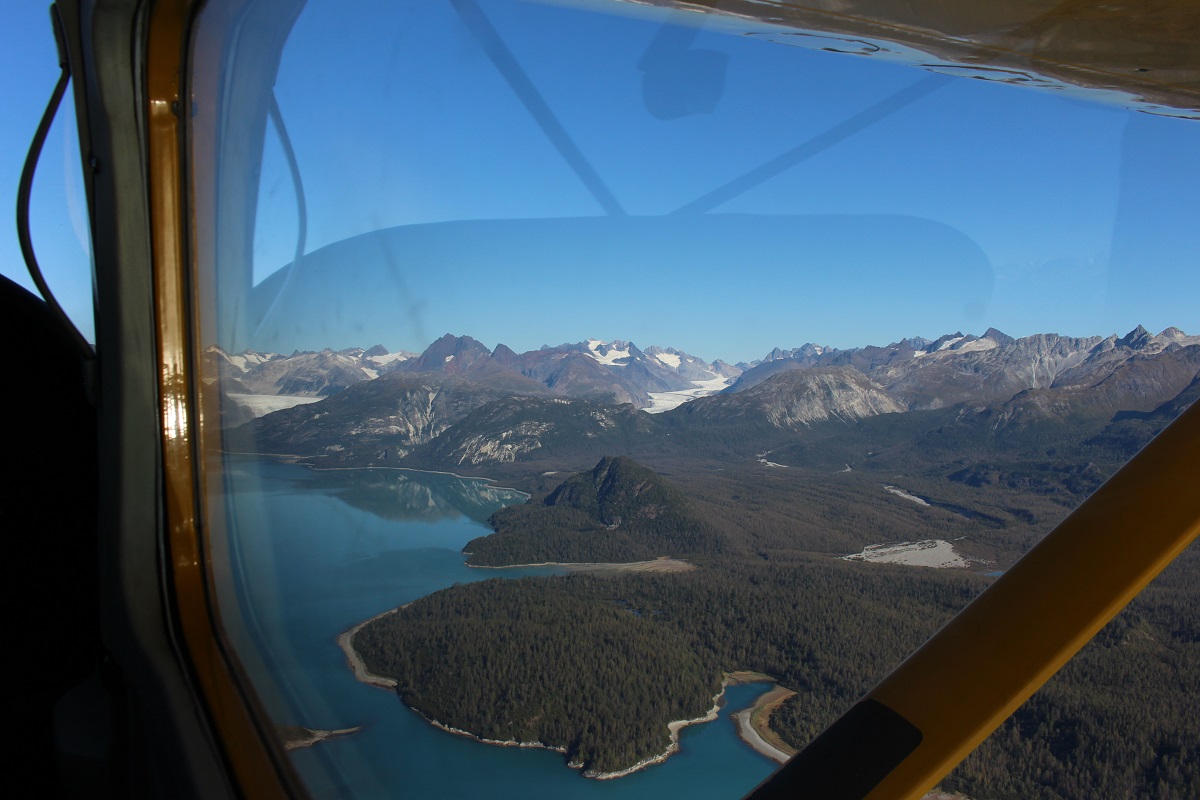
[340,624,745,781]
[585,682,729,780]
[419,711,569,756]
[375,683,727,781]
[466,555,696,574]
[337,609,401,690]
[731,684,796,764]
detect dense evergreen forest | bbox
[356,546,1200,792]
[355,577,720,774]
[936,547,1200,800]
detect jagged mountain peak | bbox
[762,342,831,363]
[408,333,493,372]
[1118,324,1153,350]
[981,327,1014,345]
[491,343,520,364]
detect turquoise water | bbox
[212,457,780,799]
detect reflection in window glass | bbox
[192,2,1200,798]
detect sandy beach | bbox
[337,609,400,690]
[726,678,796,764]
[734,709,791,763]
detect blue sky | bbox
[5,0,1200,363]
[1,2,94,342]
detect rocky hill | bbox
[464,456,718,565]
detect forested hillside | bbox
[465,456,721,565]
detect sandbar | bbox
[468,555,695,573]
[338,608,400,689]
[842,539,968,569]
[281,724,363,750]
[731,683,796,764]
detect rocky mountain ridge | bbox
[205,344,418,398]
[210,334,739,414]
[675,367,905,429]
[730,325,1200,411]
[211,324,1195,412]
[221,325,1200,470]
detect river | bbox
[209,456,780,799]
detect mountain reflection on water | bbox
[319,467,525,524]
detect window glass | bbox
[192,2,1200,798]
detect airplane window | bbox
[190,1,1200,798]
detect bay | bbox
[210,456,781,799]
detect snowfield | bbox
[643,374,732,413]
[842,540,969,569]
[365,351,412,366]
[222,350,276,371]
[654,351,682,368]
[585,339,632,366]
[226,393,325,418]
[951,337,999,354]
[914,336,998,357]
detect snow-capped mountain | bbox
[386,335,735,409]
[209,325,1199,436]
[204,344,418,422]
[221,324,1200,471]
[644,344,739,383]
